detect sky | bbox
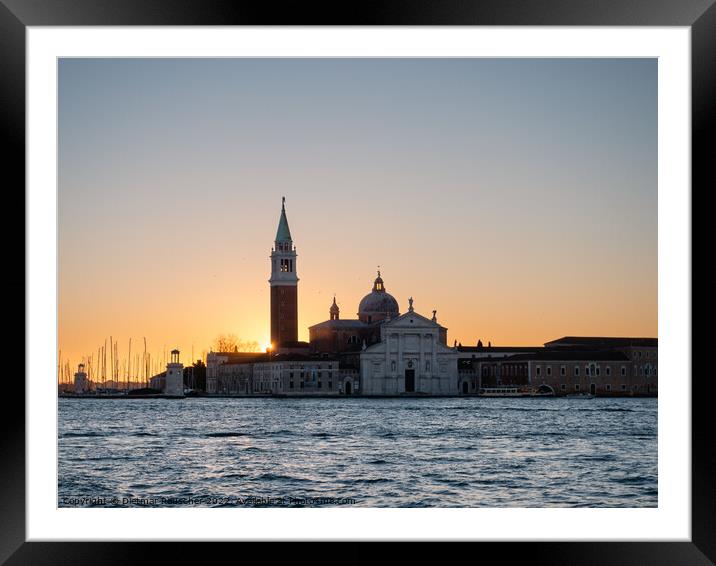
[58,58,657,376]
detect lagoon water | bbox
[58,397,657,507]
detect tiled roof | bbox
[308,319,371,329]
[457,346,542,353]
[544,336,657,348]
[496,350,631,362]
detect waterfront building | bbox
[544,336,658,381]
[164,349,185,397]
[253,355,341,394]
[206,352,265,394]
[73,363,88,394]
[360,298,459,395]
[468,338,658,396]
[205,352,344,395]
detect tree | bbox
[212,334,261,353]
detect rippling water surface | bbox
[58,397,657,507]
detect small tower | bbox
[269,197,299,348]
[74,363,88,394]
[330,296,340,321]
[165,349,184,397]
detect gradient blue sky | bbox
[59,58,657,369]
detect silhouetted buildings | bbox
[205,200,657,397]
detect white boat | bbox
[479,387,522,397]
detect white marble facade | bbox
[360,306,459,395]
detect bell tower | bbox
[269,197,298,348]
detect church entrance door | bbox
[405,370,415,393]
[462,382,469,394]
[345,381,352,395]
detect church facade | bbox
[359,300,459,395]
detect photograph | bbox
[57,57,658,509]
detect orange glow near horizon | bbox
[58,203,657,378]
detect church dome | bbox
[358,271,399,323]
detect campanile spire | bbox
[269,198,298,348]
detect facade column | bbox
[419,332,425,392]
[397,332,403,393]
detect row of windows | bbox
[288,370,334,379]
[535,365,629,377]
[559,383,649,392]
[289,380,333,389]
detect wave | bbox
[61,431,106,437]
[205,432,248,438]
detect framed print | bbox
[4,0,710,563]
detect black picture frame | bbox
[4,1,709,563]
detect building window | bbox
[606,384,611,392]
[585,366,590,376]
[621,384,626,391]
[561,384,566,391]
[328,381,332,389]
[546,366,552,376]
[621,366,626,376]
[560,366,566,376]
[425,360,430,371]
[318,381,322,389]
[575,384,580,391]
[289,381,294,389]
[606,367,611,376]
[574,366,579,376]
[536,366,541,376]
[595,367,600,376]
[391,361,396,372]
[300,382,304,389]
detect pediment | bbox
[384,310,442,329]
